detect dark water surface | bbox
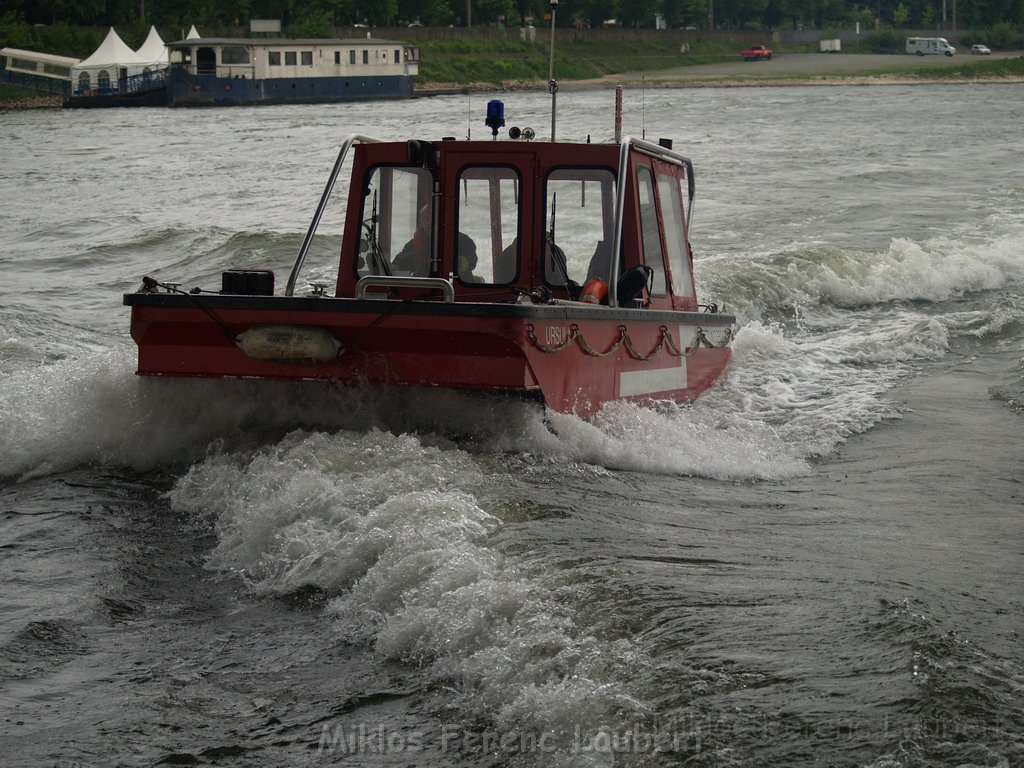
[1,86,1022,767]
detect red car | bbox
[742,45,773,61]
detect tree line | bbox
[3,0,1022,41]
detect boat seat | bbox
[586,239,615,282]
[617,265,654,307]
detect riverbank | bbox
[0,93,62,108]
[416,51,1024,94]
[3,52,1022,108]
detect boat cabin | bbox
[314,135,699,312]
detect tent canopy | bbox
[135,26,169,67]
[78,27,145,67]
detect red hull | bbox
[127,295,732,419]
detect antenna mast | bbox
[548,0,559,141]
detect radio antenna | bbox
[547,0,559,141]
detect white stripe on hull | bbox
[618,325,696,397]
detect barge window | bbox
[454,166,520,285]
[357,166,435,278]
[362,50,369,64]
[656,172,694,298]
[268,51,281,66]
[349,50,356,64]
[301,51,313,65]
[285,51,297,65]
[636,167,667,296]
[222,46,250,65]
[543,168,616,289]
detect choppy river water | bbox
[1,84,1022,767]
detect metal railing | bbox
[286,134,385,297]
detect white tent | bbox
[185,25,201,40]
[71,27,148,94]
[135,26,169,68]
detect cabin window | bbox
[349,50,356,65]
[636,167,667,296]
[543,168,617,290]
[656,171,694,298]
[394,49,400,64]
[78,71,90,91]
[222,46,250,65]
[357,166,435,278]
[301,51,313,66]
[97,69,111,90]
[335,51,341,64]
[285,51,297,66]
[362,50,369,64]
[268,51,281,66]
[454,166,520,285]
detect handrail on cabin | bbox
[355,275,455,303]
[286,134,385,297]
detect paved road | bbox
[596,51,1021,84]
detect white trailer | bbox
[819,38,841,53]
[906,37,956,56]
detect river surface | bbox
[1,85,1022,768]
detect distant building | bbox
[0,48,79,95]
[165,37,420,106]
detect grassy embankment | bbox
[415,37,750,84]
[899,55,1024,79]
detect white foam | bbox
[0,343,810,482]
[696,316,949,458]
[169,429,645,763]
[0,347,342,478]
[697,228,1024,323]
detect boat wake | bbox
[169,428,648,764]
[0,346,804,482]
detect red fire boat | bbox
[124,109,735,419]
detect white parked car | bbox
[971,44,992,55]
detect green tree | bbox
[619,0,658,26]
[35,0,105,24]
[892,1,909,25]
[472,0,515,24]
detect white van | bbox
[906,37,956,56]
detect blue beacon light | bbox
[485,99,505,139]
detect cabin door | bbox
[196,47,217,76]
[443,150,536,287]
